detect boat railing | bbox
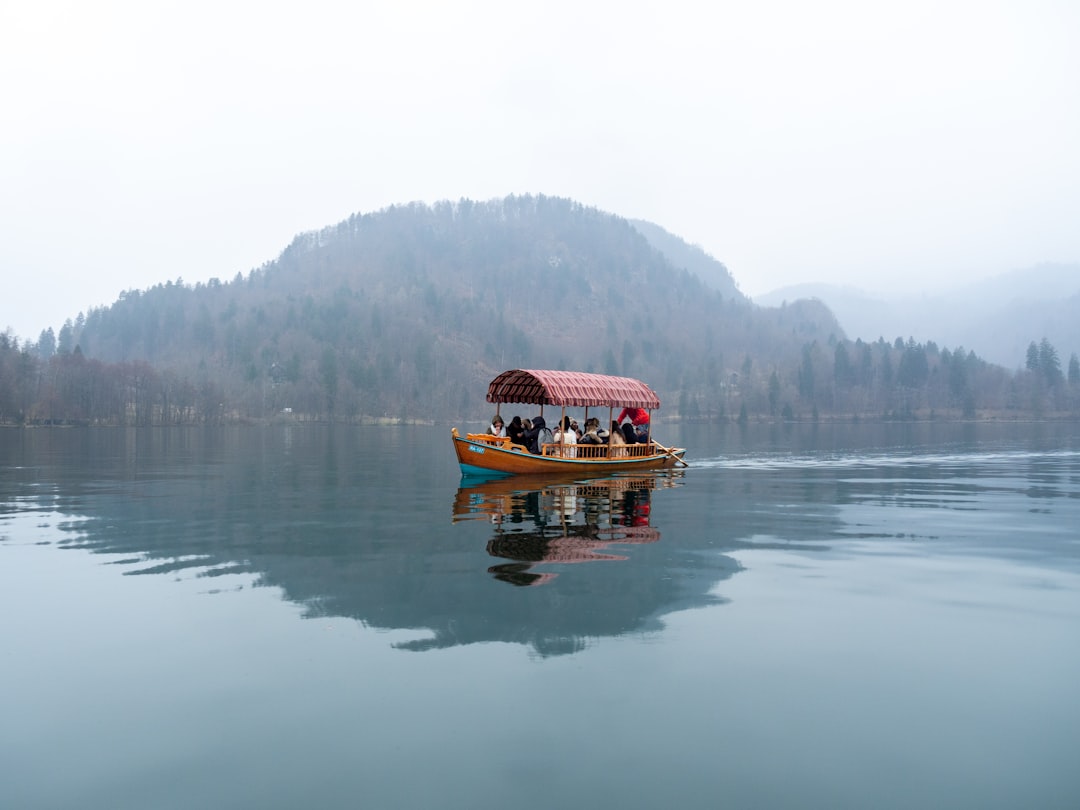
[543,442,657,459]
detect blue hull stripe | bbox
[459,462,512,477]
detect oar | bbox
[653,441,688,467]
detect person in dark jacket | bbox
[621,422,638,444]
[506,415,525,446]
[522,415,550,455]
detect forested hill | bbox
[7,194,1073,426]
[44,195,838,420]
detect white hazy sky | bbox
[3,0,1078,342]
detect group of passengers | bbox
[488,407,651,455]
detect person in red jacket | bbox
[617,407,650,442]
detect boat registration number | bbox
[468,445,485,455]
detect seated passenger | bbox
[553,416,578,457]
[489,415,505,437]
[578,417,603,445]
[506,415,525,445]
[608,420,628,457]
[522,416,551,455]
[621,422,638,445]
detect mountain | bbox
[53,195,841,421]
[755,263,1080,368]
[13,195,1070,427]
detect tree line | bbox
[4,327,1077,426]
[0,335,224,425]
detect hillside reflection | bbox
[0,426,828,657]
[386,469,746,654]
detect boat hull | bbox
[452,429,686,477]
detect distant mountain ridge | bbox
[628,219,746,303]
[755,263,1080,367]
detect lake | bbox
[2,421,1078,809]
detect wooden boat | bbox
[452,369,687,476]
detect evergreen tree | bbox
[1038,338,1063,387]
[898,340,929,389]
[37,327,57,359]
[834,342,855,387]
[798,344,815,400]
[57,320,75,354]
[1026,341,1040,372]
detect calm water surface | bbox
[2,422,1078,809]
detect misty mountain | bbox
[755,263,1080,368]
[53,195,841,421]
[14,194,1072,428]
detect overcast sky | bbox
[3,0,1078,342]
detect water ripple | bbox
[693,448,1080,472]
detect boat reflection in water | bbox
[453,472,684,586]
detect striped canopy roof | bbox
[486,369,661,409]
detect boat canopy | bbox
[486,369,661,409]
